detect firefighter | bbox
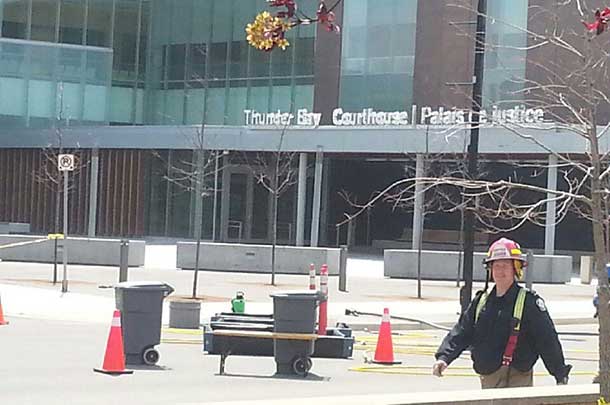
[432,237,572,388]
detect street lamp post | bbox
[461,0,487,313]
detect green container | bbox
[231,292,245,313]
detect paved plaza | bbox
[0,246,601,404]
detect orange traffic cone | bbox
[372,308,401,365]
[0,293,8,325]
[94,310,133,375]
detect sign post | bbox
[58,154,74,293]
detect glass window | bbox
[168,44,186,82]
[58,81,83,121]
[209,42,228,80]
[113,1,139,80]
[110,86,134,123]
[28,80,55,118]
[0,43,26,77]
[226,86,247,124]
[188,43,207,83]
[185,88,205,124]
[31,0,59,42]
[294,84,314,111]
[58,47,83,82]
[2,1,28,39]
[209,42,227,80]
[138,3,150,78]
[251,181,269,239]
[211,0,231,43]
[271,44,293,77]
[340,0,418,111]
[59,0,86,44]
[483,0,527,107]
[165,89,185,124]
[30,44,57,79]
[271,84,291,112]
[83,83,107,121]
[229,41,248,79]
[191,0,212,45]
[205,87,226,124]
[248,81,269,112]
[249,45,270,78]
[87,0,113,47]
[0,77,26,116]
[170,0,192,45]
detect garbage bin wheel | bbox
[142,347,160,365]
[292,356,312,377]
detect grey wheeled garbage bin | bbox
[270,290,322,376]
[115,281,174,365]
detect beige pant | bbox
[479,366,533,389]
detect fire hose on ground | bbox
[344,308,599,336]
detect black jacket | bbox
[435,282,571,382]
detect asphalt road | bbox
[0,317,599,404]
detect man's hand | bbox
[432,359,448,377]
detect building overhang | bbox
[0,124,601,157]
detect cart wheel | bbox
[142,347,160,365]
[292,357,312,377]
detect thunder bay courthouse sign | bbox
[244,105,545,128]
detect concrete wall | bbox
[384,249,572,283]
[176,242,340,275]
[0,235,145,267]
[0,222,31,234]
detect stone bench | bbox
[384,249,572,283]
[176,242,340,275]
[0,222,30,234]
[0,235,145,267]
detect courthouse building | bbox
[0,0,601,253]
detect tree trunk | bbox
[586,97,609,396]
[271,154,280,286]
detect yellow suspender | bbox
[475,288,526,326]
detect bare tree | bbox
[34,83,89,284]
[244,123,298,286]
[341,2,610,396]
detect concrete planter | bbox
[0,235,145,267]
[169,300,201,329]
[384,249,572,283]
[176,242,340,275]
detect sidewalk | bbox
[0,245,598,328]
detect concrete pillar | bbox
[320,157,331,245]
[219,155,230,242]
[545,154,558,255]
[245,171,254,240]
[87,148,99,237]
[310,148,324,247]
[296,153,307,246]
[412,154,425,250]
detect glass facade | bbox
[482,0,528,107]
[0,38,112,128]
[146,0,316,126]
[339,0,418,111]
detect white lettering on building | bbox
[245,105,545,128]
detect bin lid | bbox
[270,290,322,300]
[115,281,174,293]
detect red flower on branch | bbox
[247,0,342,51]
[268,0,297,19]
[582,7,610,35]
[317,1,340,32]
